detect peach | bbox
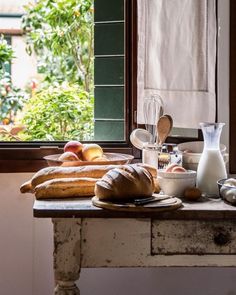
[171,166,186,173]
[64,140,83,156]
[92,156,108,162]
[165,163,179,172]
[58,151,80,162]
[165,163,186,173]
[82,144,103,161]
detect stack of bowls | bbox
[177,141,227,171]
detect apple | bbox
[64,140,83,156]
[58,151,80,162]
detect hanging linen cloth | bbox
[137,0,217,128]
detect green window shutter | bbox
[94,0,125,141]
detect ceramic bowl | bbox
[217,178,236,199]
[157,169,197,197]
[177,141,227,171]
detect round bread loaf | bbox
[82,144,103,161]
[95,165,155,201]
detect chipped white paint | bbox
[81,218,151,267]
[152,220,236,255]
[52,217,236,294]
[53,218,81,295]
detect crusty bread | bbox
[136,163,157,178]
[20,163,157,194]
[20,180,33,193]
[95,165,155,201]
[30,165,120,190]
[35,177,98,199]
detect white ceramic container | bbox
[157,169,197,197]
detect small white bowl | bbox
[157,169,197,197]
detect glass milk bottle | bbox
[196,122,227,197]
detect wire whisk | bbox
[143,95,164,143]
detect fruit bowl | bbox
[44,152,134,167]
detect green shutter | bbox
[94,0,125,141]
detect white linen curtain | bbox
[137,0,217,128]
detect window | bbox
[0,0,137,172]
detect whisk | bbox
[143,95,164,143]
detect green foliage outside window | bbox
[0,36,27,133]
[21,83,94,141]
[19,0,94,141]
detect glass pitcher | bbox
[196,122,227,197]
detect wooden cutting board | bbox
[92,195,182,213]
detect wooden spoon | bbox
[156,115,173,145]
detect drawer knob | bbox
[214,232,230,246]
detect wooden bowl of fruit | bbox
[44,140,134,167]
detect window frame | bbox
[0,0,138,172]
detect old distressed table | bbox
[34,197,236,295]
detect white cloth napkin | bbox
[137,0,217,128]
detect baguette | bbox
[31,165,120,190]
[35,177,98,199]
[21,163,157,193]
[20,180,33,193]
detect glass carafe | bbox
[196,122,227,197]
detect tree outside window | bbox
[0,0,94,141]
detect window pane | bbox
[0,0,126,142]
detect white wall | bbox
[0,173,54,295]
[11,36,37,89]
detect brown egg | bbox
[184,187,202,201]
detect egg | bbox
[224,178,236,187]
[184,187,202,201]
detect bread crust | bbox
[20,163,157,194]
[20,180,33,193]
[31,165,120,189]
[35,177,98,199]
[95,165,155,201]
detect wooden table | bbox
[34,197,236,295]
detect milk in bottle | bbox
[196,123,227,197]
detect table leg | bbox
[52,218,82,295]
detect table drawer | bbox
[151,220,236,255]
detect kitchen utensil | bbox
[92,196,182,212]
[143,95,164,143]
[130,128,152,150]
[133,194,171,206]
[196,123,227,198]
[156,114,173,146]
